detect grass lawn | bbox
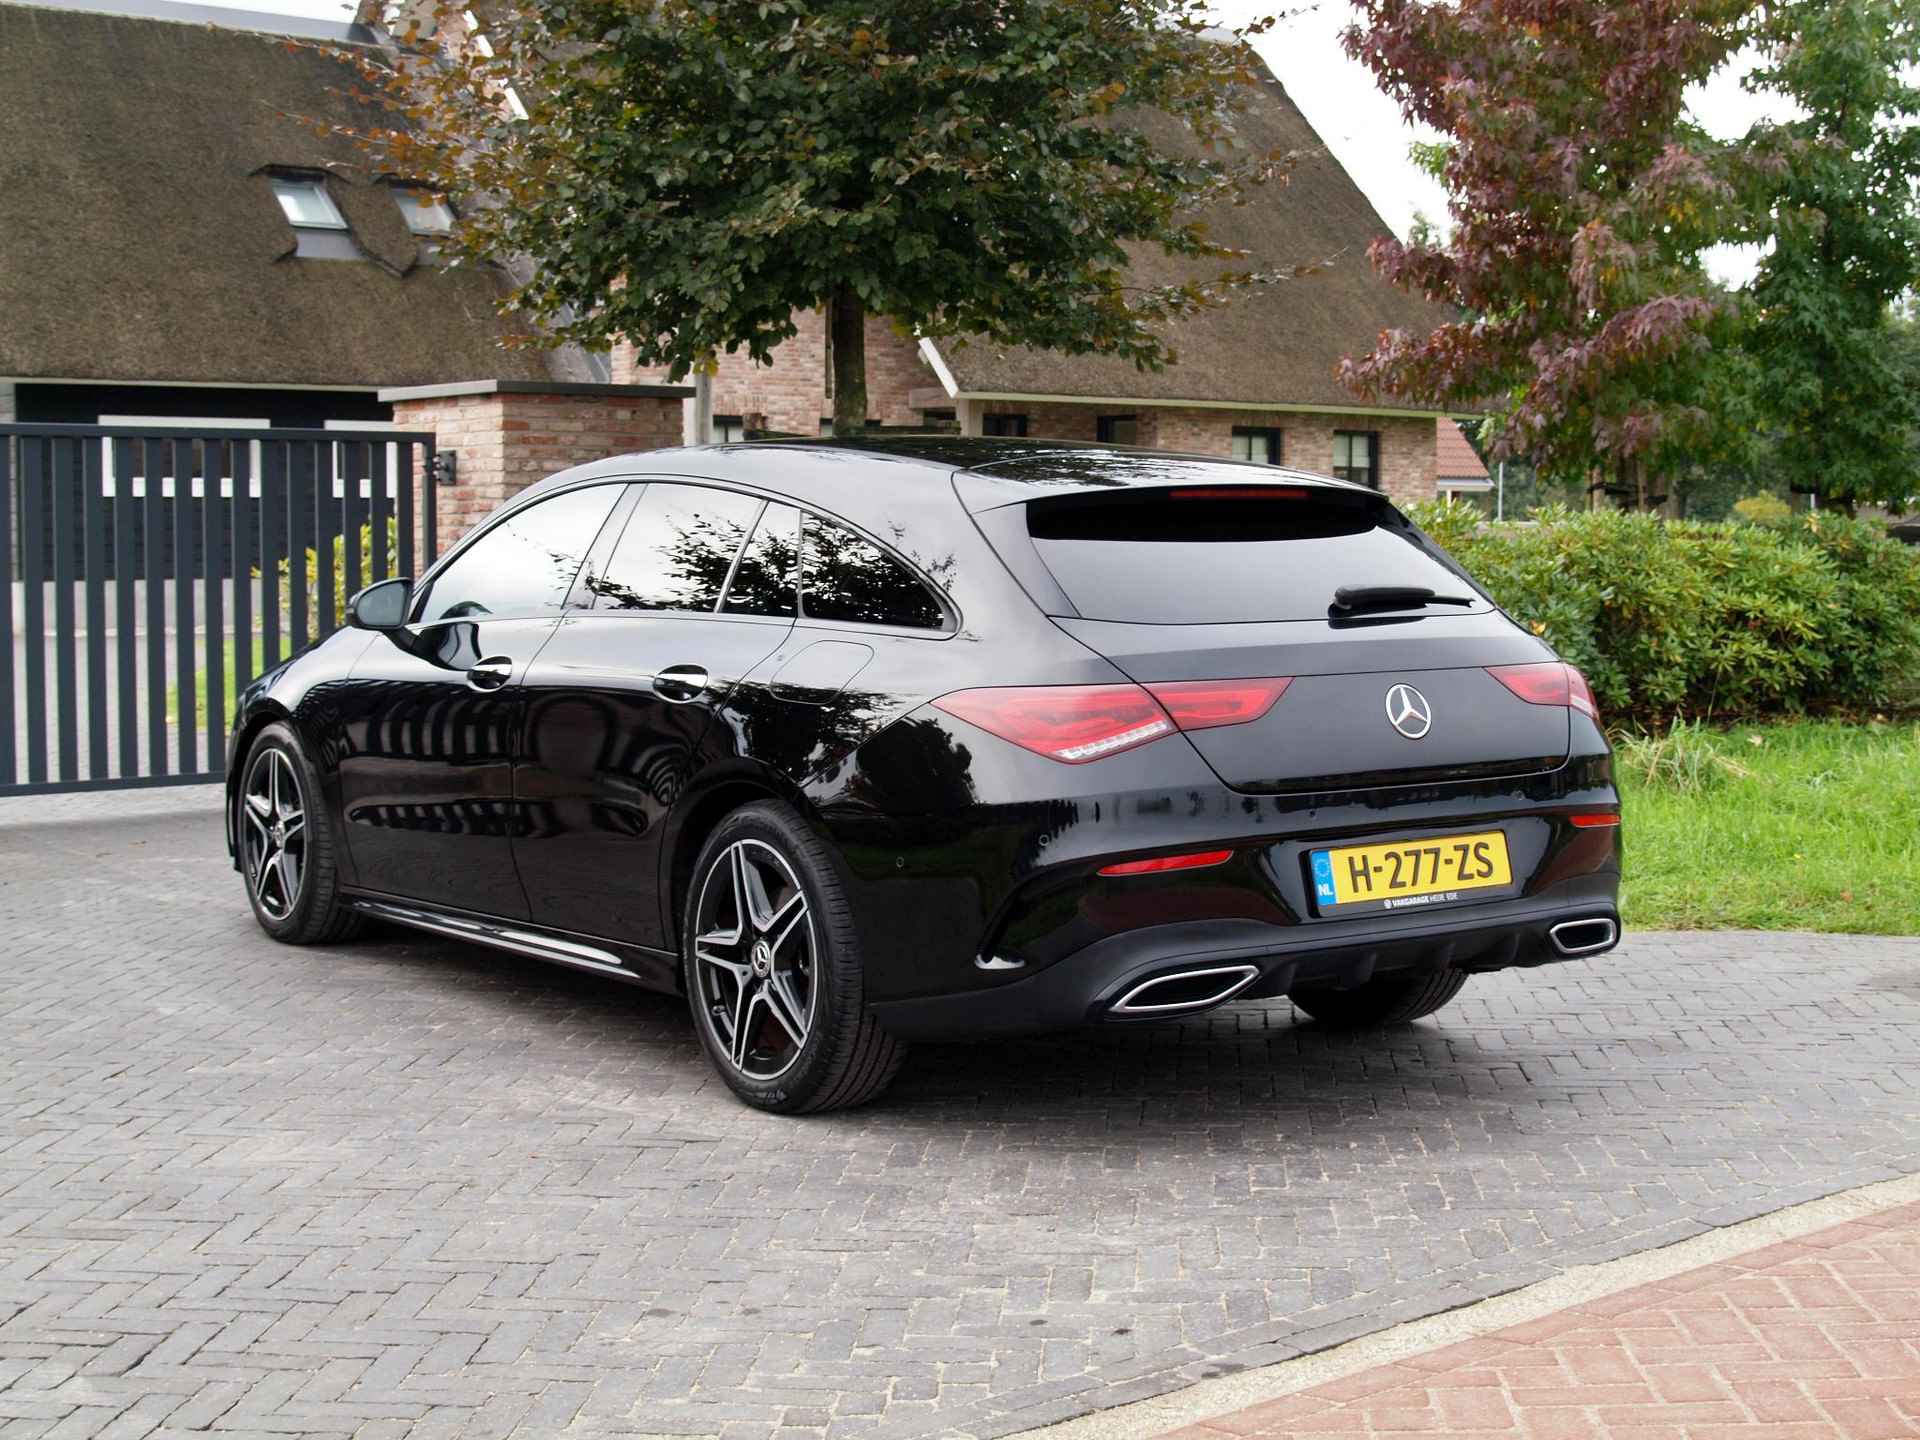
[1618,718,1920,934]
[166,636,290,729]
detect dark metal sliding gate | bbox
[1,423,438,797]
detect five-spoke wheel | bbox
[690,839,818,1080]
[241,747,307,920]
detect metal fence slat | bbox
[144,438,167,777]
[113,439,138,779]
[172,438,197,778]
[370,439,391,583]
[262,441,285,676]
[83,438,109,779]
[21,439,48,784]
[0,438,15,787]
[342,439,365,602]
[51,439,80,781]
[233,441,256,711]
[315,439,337,640]
[290,442,312,651]
[204,439,229,773]
[397,443,416,582]
[422,439,438,566]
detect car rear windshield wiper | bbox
[1330,585,1477,615]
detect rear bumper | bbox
[867,876,1619,1041]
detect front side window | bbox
[1097,415,1139,446]
[1333,431,1379,488]
[415,484,620,623]
[1231,427,1281,465]
[588,483,762,613]
[801,516,945,630]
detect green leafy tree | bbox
[334,0,1299,434]
[1337,0,1755,508]
[1731,0,1920,510]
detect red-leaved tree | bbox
[1338,0,1756,507]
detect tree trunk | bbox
[829,285,868,438]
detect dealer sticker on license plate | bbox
[1309,830,1512,915]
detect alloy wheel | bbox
[241,748,307,921]
[691,839,818,1080]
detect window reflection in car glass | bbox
[800,515,945,630]
[723,502,800,619]
[415,485,619,623]
[588,484,763,613]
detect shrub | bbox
[1404,500,1920,724]
[1733,493,1791,525]
[269,519,401,632]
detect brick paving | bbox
[1166,1199,1920,1440]
[1,801,1918,1439]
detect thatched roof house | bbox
[0,0,556,427]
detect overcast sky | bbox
[203,0,1788,282]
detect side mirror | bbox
[348,577,412,631]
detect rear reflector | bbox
[1569,813,1621,828]
[933,677,1293,764]
[1098,849,1235,877]
[1144,677,1293,731]
[1486,662,1600,722]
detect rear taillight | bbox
[1486,662,1599,723]
[932,677,1293,764]
[1144,677,1293,731]
[1098,849,1234,877]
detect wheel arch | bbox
[659,766,822,962]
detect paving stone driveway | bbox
[2,803,1918,1440]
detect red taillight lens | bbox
[1098,849,1235,877]
[1144,677,1293,731]
[1569,812,1621,828]
[933,676,1294,763]
[931,685,1174,763]
[1486,662,1600,723]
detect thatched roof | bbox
[0,0,549,388]
[927,58,1458,415]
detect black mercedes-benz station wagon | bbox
[228,438,1621,1112]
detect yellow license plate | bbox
[1310,831,1511,914]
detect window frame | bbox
[1332,430,1381,489]
[796,510,953,634]
[269,175,348,230]
[576,480,768,618]
[408,479,626,626]
[1230,426,1282,465]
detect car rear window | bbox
[1022,487,1480,624]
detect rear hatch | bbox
[969,477,1570,793]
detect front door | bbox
[336,482,624,918]
[514,484,800,949]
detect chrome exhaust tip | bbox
[1548,917,1619,957]
[1110,964,1261,1016]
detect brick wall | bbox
[981,402,1440,504]
[380,381,689,556]
[615,312,938,433]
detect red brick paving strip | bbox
[1164,1202,1920,1440]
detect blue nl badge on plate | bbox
[1310,849,1337,906]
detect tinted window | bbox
[1024,488,1482,624]
[800,515,945,630]
[415,484,619,623]
[723,502,800,619]
[587,483,762,613]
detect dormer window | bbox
[268,175,358,259]
[395,188,455,235]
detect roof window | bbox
[268,176,358,260]
[395,188,455,235]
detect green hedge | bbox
[1404,501,1920,724]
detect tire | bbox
[682,800,906,1113]
[236,722,365,946]
[1289,969,1468,1028]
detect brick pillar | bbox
[378,379,692,558]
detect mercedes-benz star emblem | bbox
[1384,683,1432,740]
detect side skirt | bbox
[345,896,683,995]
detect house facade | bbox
[615,56,1469,506]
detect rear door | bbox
[512,483,798,949]
[977,482,1570,793]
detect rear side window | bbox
[801,515,945,630]
[589,482,762,613]
[1023,487,1479,624]
[723,502,800,619]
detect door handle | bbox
[652,664,710,703]
[466,657,515,691]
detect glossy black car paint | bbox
[226,438,1621,1037]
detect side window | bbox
[587,482,762,613]
[800,515,945,630]
[723,502,800,619]
[414,484,619,623]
